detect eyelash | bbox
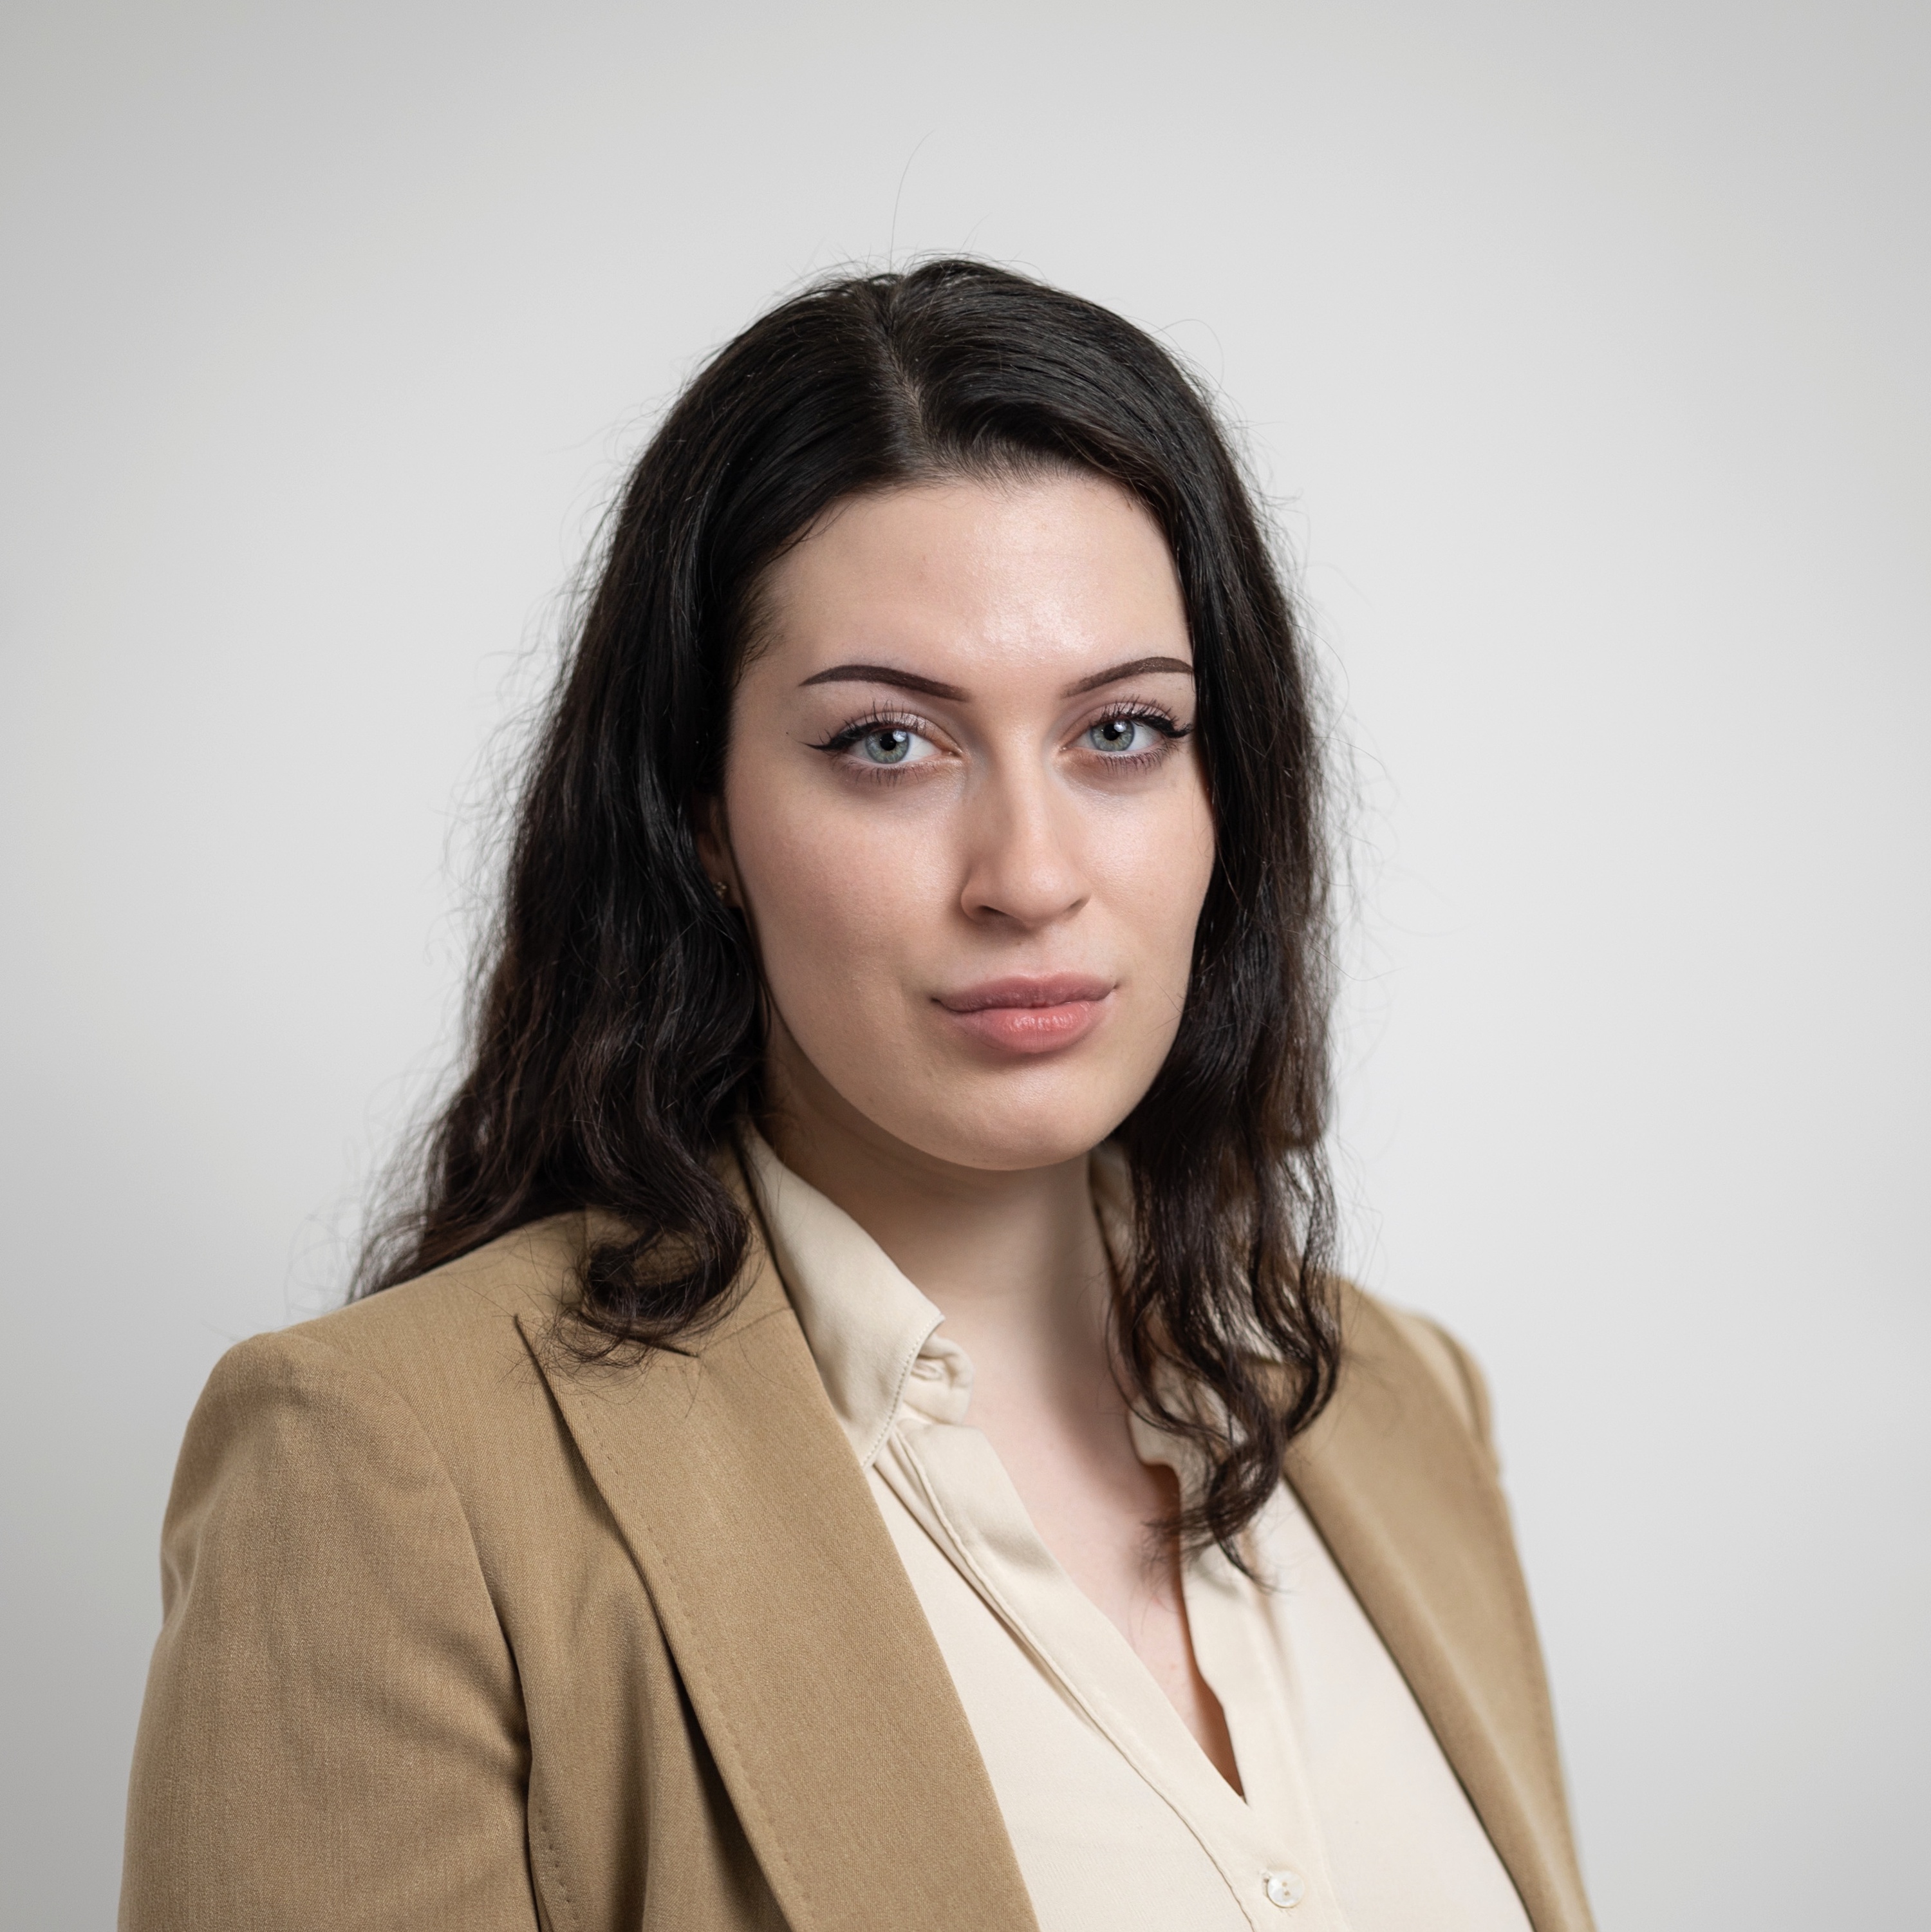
[812,708,927,756]
[811,702,1192,778]
[1076,702,1193,768]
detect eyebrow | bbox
[1061,655,1195,696]
[798,655,1195,701]
[799,663,967,700]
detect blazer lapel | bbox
[1283,1290,1595,1932]
[520,1231,1038,1932]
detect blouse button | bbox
[1264,1870,1305,1909]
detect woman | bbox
[121,261,1594,1932]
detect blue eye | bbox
[816,715,940,771]
[1088,717,1149,755]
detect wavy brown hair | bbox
[357,259,1339,1557]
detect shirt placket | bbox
[888,1363,1356,1932]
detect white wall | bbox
[3,3,1925,1926]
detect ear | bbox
[692,792,742,908]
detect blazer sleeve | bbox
[120,1328,540,1932]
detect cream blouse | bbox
[742,1133,1534,1932]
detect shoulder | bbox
[1330,1280,1500,1472]
[199,1216,589,1447]
[194,1207,794,1497]
[301,1212,594,1359]
[173,1217,598,1525]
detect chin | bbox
[888,1084,1135,1174]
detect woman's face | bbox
[709,471,1215,1172]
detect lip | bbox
[935,975,1115,1056]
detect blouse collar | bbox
[737,1127,1135,1471]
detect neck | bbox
[758,1039,1117,1412]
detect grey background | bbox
[3,3,1926,1927]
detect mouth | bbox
[934,975,1116,1056]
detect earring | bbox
[712,876,731,903]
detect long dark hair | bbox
[357,259,1339,1557]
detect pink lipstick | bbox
[935,975,1115,1056]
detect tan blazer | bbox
[121,1190,1596,1932]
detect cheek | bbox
[722,764,940,1020]
[1101,775,1218,995]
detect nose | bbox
[957,759,1090,930]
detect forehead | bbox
[755,473,1189,684]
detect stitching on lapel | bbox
[514,1308,825,1932]
[528,1788,584,1932]
[551,1374,825,1932]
